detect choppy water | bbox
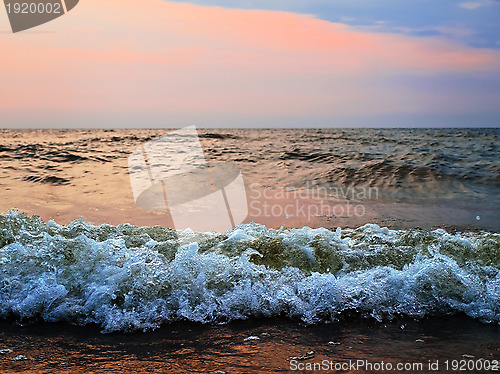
[1,211,499,332]
[0,128,499,199]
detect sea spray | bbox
[0,211,499,332]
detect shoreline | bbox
[1,315,499,373]
[1,183,499,234]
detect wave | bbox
[22,175,71,186]
[0,211,499,332]
[319,159,446,189]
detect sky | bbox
[0,0,499,128]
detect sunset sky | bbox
[1,0,499,127]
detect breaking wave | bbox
[0,212,499,332]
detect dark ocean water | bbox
[0,128,499,198]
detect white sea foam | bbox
[0,212,499,332]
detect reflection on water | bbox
[1,128,498,197]
[0,317,499,373]
[0,128,498,229]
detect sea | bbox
[0,128,499,372]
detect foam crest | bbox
[0,212,499,332]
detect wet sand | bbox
[1,316,499,373]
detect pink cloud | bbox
[0,0,499,124]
